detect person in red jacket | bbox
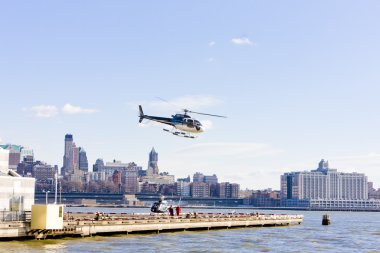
[175,206,181,216]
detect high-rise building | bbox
[93,158,104,172]
[20,147,34,162]
[112,170,122,192]
[72,142,80,171]
[203,174,218,184]
[191,182,210,198]
[147,148,159,176]
[193,172,218,184]
[79,148,88,172]
[124,165,140,194]
[62,134,74,175]
[177,176,191,183]
[0,144,34,171]
[33,163,58,192]
[230,183,240,198]
[193,172,204,183]
[176,181,191,197]
[192,172,219,197]
[9,149,21,171]
[101,160,129,179]
[17,159,42,177]
[281,159,368,200]
[217,182,239,198]
[0,144,22,171]
[140,182,159,193]
[62,134,88,177]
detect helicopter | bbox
[138,105,226,138]
[150,196,182,214]
[150,196,169,213]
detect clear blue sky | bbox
[1,1,380,189]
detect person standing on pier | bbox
[168,205,174,216]
[175,206,181,216]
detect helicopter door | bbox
[151,202,159,212]
[186,119,194,128]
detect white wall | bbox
[0,148,9,174]
[0,176,35,211]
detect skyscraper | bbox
[62,134,88,176]
[62,134,73,175]
[147,147,159,176]
[79,148,88,172]
[72,142,79,171]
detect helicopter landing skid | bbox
[163,128,197,139]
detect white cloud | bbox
[208,41,216,47]
[24,105,59,118]
[23,103,98,117]
[231,37,255,46]
[62,104,98,115]
[199,119,213,130]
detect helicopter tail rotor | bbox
[138,105,145,123]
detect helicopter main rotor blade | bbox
[186,110,227,118]
[155,97,170,104]
[154,97,227,118]
[155,97,181,110]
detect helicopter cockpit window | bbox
[187,119,194,127]
[194,120,201,126]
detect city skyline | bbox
[1,1,380,189]
[2,135,380,191]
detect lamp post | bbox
[54,172,58,204]
[43,190,50,205]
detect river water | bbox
[2,207,380,253]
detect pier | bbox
[0,212,303,240]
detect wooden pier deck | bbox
[1,212,304,240]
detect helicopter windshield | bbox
[194,120,202,126]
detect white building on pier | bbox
[0,147,35,211]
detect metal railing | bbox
[0,211,31,222]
